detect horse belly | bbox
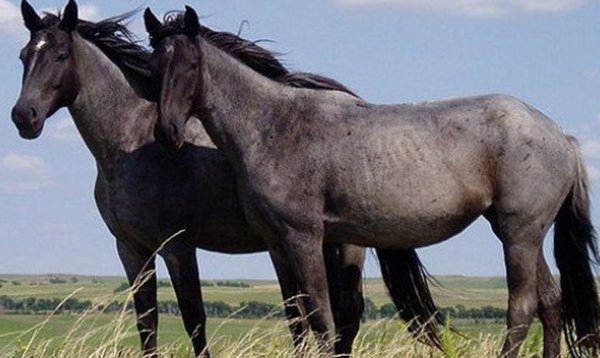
[324,173,490,249]
[325,206,481,249]
[195,222,266,253]
[110,180,265,252]
[104,150,265,254]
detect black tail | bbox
[554,140,600,358]
[376,248,444,349]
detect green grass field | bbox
[0,274,538,357]
[0,314,282,354]
[0,274,509,308]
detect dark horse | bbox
[11,1,368,357]
[146,6,600,358]
[11,1,439,357]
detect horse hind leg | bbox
[486,205,555,358]
[484,160,569,358]
[500,238,541,358]
[501,245,562,358]
[536,253,561,358]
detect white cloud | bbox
[580,136,600,182]
[568,118,600,183]
[77,4,100,21]
[587,164,600,182]
[0,0,22,34]
[1,153,47,175]
[1,180,51,192]
[47,116,79,143]
[582,140,600,160]
[0,1,100,36]
[584,68,600,79]
[0,153,53,193]
[332,0,588,17]
[39,3,100,21]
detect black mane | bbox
[40,11,357,98]
[152,12,358,98]
[41,12,153,92]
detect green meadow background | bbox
[0,274,553,357]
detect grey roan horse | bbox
[147,6,600,358]
[11,1,379,357]
[12,1,442,357]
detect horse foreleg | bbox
[269,249,310,352]
[536,253,561,358]
[117,240,158,358]
[500,241,541,358]
[331,244,365,357]
[282,229,336,355]
[163,245,209,358]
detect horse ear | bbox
[21,0,43,33]
[183,5,200,38]
[144,8,162,38]
[60,0,78,32]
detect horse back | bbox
[319,94,574,247]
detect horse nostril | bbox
[153,125,162,141]
[170,122,178,135]
[169,122,179,142]
[154,121,181,148]
[11,104,34,124]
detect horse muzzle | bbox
[11,103,45,139]
[154,119,184,150]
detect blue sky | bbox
[1,0,600,279]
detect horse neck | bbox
[197,39,291,169]
[68,34,154,176]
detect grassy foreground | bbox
[0,311,548,358]
[0,274,555,357]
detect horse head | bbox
[144,6,202,150]
[12,0,81,139]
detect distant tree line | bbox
[0,277,90,287]
[2,279,251,289]
[158,280,252,288]
[0,295,506,321]
[215,281,252,288]
[0,296,92,314]
[374,302,506,320]
[111,280,252,294]
[0,295,280,317]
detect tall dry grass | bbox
[0,286,554,358]
[0,239,554,358]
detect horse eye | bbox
[57,53,68,62]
